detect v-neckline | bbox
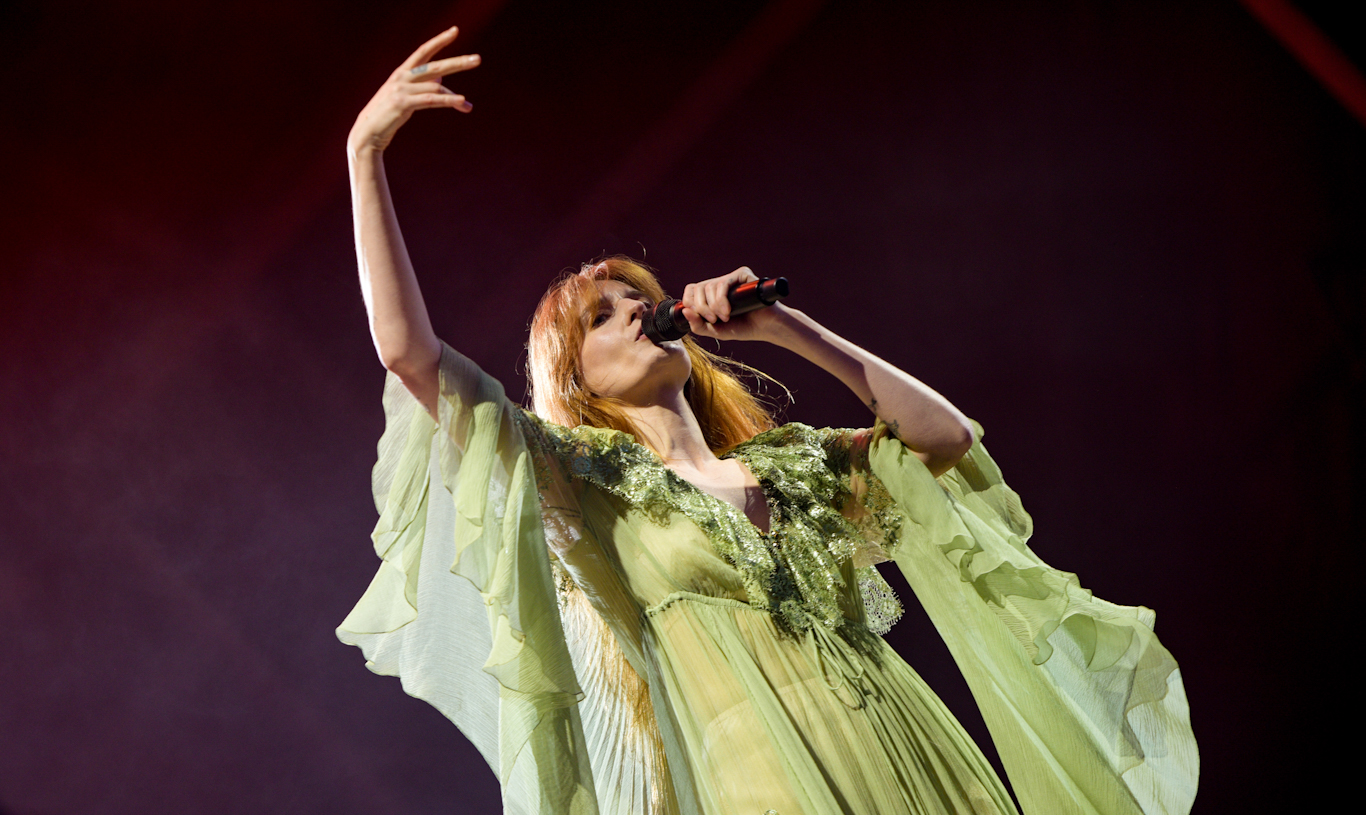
[664,455,773,537]
[569,421,777,538]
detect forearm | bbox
[766,307,973,474]
[348,143,441,378]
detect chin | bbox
[655,352,692,393]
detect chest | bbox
[666,459,771,535]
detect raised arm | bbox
[680,268,975,477]
[347,28,480,417]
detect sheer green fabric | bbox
[338,343,1198,815]
[337,345,598,815]
[868,423,1199,813]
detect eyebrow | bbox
[590,288,647,309]
[584,288,648,316]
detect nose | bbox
[624,298,647,322]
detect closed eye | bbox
[588,292,651,328]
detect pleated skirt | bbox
[646,592,1020,815]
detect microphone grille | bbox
[643,300,689,343]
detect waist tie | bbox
[803,623,867,710]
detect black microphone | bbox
[642,277,790,344]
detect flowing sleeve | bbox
[336,342,599,815]
[823,420,1199,815]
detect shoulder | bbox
[730,422,830,453]
[727,422,863,499]
[515,408,623,442]
[514,409,657,482]
[732,422,875,472]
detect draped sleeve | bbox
[822,420,1199,815]
[336,342,599,815]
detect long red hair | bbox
[527,256,779,454]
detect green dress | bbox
[338,344,1198,815]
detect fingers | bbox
[411,91,472,112]
[682,266,758,324]
[683,281,724,323]
[402,26,461,71]
[374,78,466,116]
[709,271,737,322]
[681,305,757,343]
[681,283,714,325]
[402,81,449,95]
[393,38,479,113]
[409,53,481,79]
[680,307,720,338]
[352,29,480,150]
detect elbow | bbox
[375,334,441,378]
[378,346,411,375]
[921,421,973,477]
[950,419,975,458]
[381,351,436,385]
[942,419,974,464]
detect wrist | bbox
[761,305,818,351]
[346,132,387,164]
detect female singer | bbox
[338,28,1198,815]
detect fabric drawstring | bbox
[803,624,867,710]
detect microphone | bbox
[642,277,790,344]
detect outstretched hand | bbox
[348,27,481,154]
[680,266,790,343]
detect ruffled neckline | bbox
[526,416,902,637]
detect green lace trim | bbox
[518,413,903,638]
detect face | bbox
[578,280,691,404]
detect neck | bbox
[619,389,718,468]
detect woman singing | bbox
[338,28,1199,815]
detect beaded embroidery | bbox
[517,412,904,638]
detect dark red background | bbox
[1,1,1358,812]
